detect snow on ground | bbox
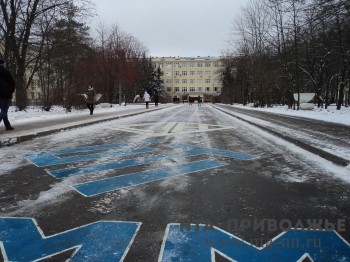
[1,103,349,181]
[210,106,350,183]
[6,103,350,126]
[0,104,349,214]
[216,105,350,162]
[7,104,147,124]
[231,103,350,126]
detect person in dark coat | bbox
[197,95,202,106]
[86,85,96,115]
[154,91,159,107]
[0,59,16,131]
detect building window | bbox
[197,71,203,76]
[205,62,211,67]
[166,63,172,68]
[214,87,218,92]
[198,87,202,92]
[214,79,219,84]
[182,71,187,76]
[174,71,180,76]
[190,71,195,76]
[197,79,203,84]
[182,79,187,84]
[190,87,195,92]
[205,71,211,76]
[197,63,203,67]
[167,87,172,92]
[174,79,180,84]
[206,87,211,91]
[189,62,195,67]
[182,87,188,92]
[181,62,187,68]
[166,72,172,76]
[175,87,179,92]
[174,63,179,68]
[214,62,219,67]
[166,79,172,84]
[159,63,163,68]
[213,70,219,75]
[190,79,195,84]
[205,79,211,84]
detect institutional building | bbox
[152,56,223,103]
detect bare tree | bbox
[0,0,93,110]
[92,24,148,104]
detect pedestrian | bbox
[154,91,159,107]
[144,90,150,109]
[86,85,96,115]
[0,59,16,131]
[198,95,202,106]
[189,97,193,106]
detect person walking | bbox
[144,91,150,109]
[0,59,16,131]
[154,91,159,107]
[197,95,202,106]
[86,85,96,115]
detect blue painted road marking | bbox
[49,146,214,179]
[159,224,350,262]
[25,143,127,166]
[73,159,224,197]
[174,143,256,160]
[2,219,349,261]
[0,218,140,262]
[24,141,257,197]
[25,145,152,167]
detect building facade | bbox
[152,56,223,103]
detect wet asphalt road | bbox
[212,104,350,164]
[0,104,349,261]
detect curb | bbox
[212,105,349,167]
[0,106,172,148]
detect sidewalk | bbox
[0,104,175,147]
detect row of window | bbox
[157,62,221,69]
[168,70,219,77]
[166,79,221,84]
[165,71,219,78]
[166,87,220,92]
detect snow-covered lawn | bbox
[230,103,350,126]
[7,104,147,124]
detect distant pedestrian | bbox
[154,91,159,107]
[0,59,16,131]
[86,85,96,115]
[189,97,193,106]
[144,91,150,109]
[198,95,202,106]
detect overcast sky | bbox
[90,0,247,57]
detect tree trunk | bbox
[15,65,27,110]
[119,79,122,106]
[337,82,345,110]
